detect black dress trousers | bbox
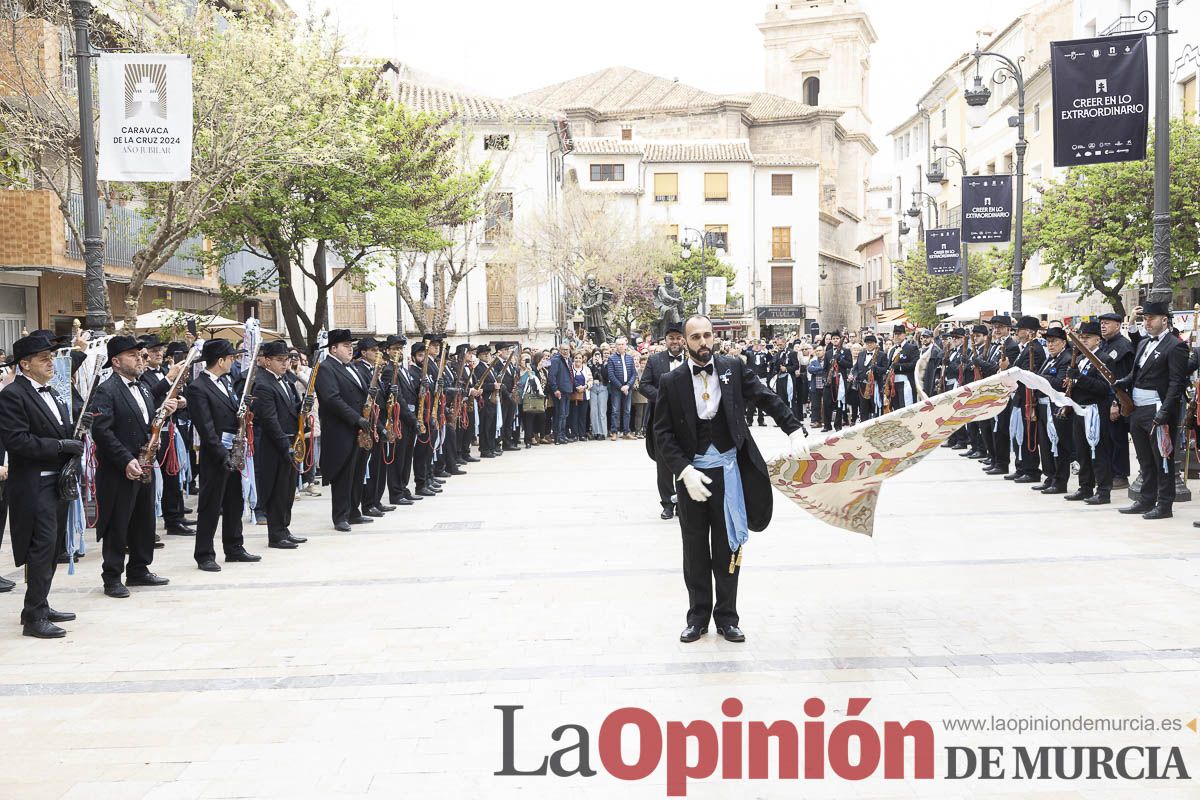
[676,465,739,630]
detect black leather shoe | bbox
[334,522,352,532]
[427,485,443,494]
[480,452,496,458]
[47,608,75,622]
[1029,481,1050,491]
[1119,501,1154,515]
[1013,474,1040,484]
[1142,505,1173,520]
[464,455,480,462]
[183,506,195,514]
[197,560,221,572]
[362,508,385,518]
[126,573,169,587]
[22,620,65,639]
[165,524,196,536]
[716,625,746,642]
[1084,493,1111,505]
[268,539,299,550]
[1192,520,1200,528]
[416,487,437,497]
[434,469,451,478]
[225,550,262,563]
[679,625,708,643]
[969,453,989,460]
[983,467,1008,476]
[104,583,131,598]
[285,533,307,544]
[154,539,165,549]
[447,467,466,476]
[348,515,374,524]
[1065,489,1094,501]
[376,504,396,512]
[660,506,674,520]
[959,449,978,458]
[393,496,413,506]
[1041,485,1067,495]
[0,576,14,592]
[1004,472,1022,481]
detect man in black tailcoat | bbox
[0,334,82,637]
[252,340,305,550]
[653,315,807,645]
[315,329,372,532]
[91,336,177,597]
[639,323,686,520]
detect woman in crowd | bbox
[808,345,826,427]
[535,350,553,445]
[568,351,590,442]
[630,353,650,439]
[587,347,609,441]
[520,351,547,448]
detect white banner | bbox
[98,53,193,182]
[705,276,727,309]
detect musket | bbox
[357,352,385,450]
[229,339,263,472]
[382,352,399,445]
[430,339,450,432]
[1064,327,1135,417]
[1057,341,1078,420]
[881,345,902,414]
[137,337,204,482]
[416,342,433,437]
[291,349,323,467]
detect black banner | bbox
[925,228,961,275]
[1050,33,1148,167]
[962,175,1012,243]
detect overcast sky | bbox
[286,0,1034,179]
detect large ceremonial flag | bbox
[769,368,1083,535]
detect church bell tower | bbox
[758,0,877,135]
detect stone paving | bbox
[0,427,1197,798]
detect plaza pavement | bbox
[0,426,1197,799]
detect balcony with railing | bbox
[65,194,208,279]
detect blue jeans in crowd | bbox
[609,384,632,434]
[589,383,609,439]
[552,394,570,443]
[569,400,587,439]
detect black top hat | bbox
[357,336,380,351]
[1016,315,1042,332]
[892,323,906,333]
[475,344,491,356]
[5,334,56,367]
[202,338,242,363]
[107,335,143,362]
[1097,312,1123,323]
[385,334,407,347]
[862,334,878,343]
[988,315,1014,327]
[260,340,289,358]
[1044,326,1068,341]
[1079,320,1102,336]
[139,334,165,350]
[1143,300,1171,317]
[950,327,967,338]
[327,329,353,347]
[971,324,989,335]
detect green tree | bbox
[1025,118,1200,316]
[896,245,1008,328]
[672,246,740,314]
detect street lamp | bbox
[933,144,970,303]
[965,44,1027,315]
[907,190,940,228]
[680,227,726,315]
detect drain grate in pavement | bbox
[433,521,483,531]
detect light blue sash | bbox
[691,444,747,552]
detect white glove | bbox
[789,428,810,459]
[679,465,712,502]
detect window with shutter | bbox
[771,266,792,304]
[771,174,792,196]
[653,173,678,202]
[771,227,791,260]
[704,172,728,201]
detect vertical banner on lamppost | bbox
[925,228,961,275]
[962,175,1012,243]
[98,53,193,181]
[1050,33,1148,167]
[706,276,728,310]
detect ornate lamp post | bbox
[680,227,726,315]
[932,144,970,303]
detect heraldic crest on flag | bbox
[768,368,1082,536]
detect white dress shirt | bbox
[690,359,721,420]
[344,361,363,388]
[203,369,229,397]
[1137,335,1162,369]
[668,352,684,371]
[126,379,149,424]
[26,376,64,477]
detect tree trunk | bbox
[1094,277,1127,317]
[124,251,156,330]
[275,253,311,348]
[311,240,330,340]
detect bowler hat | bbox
[385,334,407,348]
[1079,320,1102,336]
[411,341,426,356]
[139,334,164,350]
[107,335,143,362]
[202,339,242,362]
[165,341,188,359]
[327,329,353,347]
[1044,327,1067,341]
[950,327,967,338]
[1016,315,1042,332]
[454,343,470,356]
[988,315,1014,327]
[863,334,878,343]
[4,334,55,367]
[475,344,491,356]
[892,323,906,333]
[260,340,289,358]
[971,324,989,335]
[357,337,380,352]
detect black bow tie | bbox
[37,386,55,394]
[692,363,713,376]
[127,381,140,389]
